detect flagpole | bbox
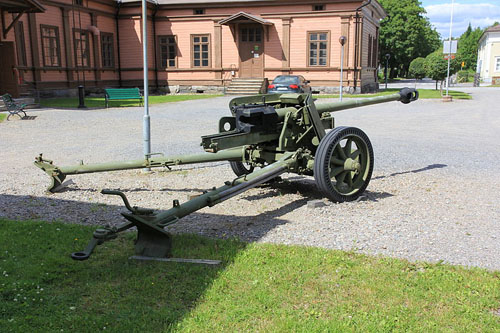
[445,0,454,96]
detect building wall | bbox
[149,1,382,90]
[359,7,380,91]
[477,32,500,82]
[490,43,500,80]
[0,0,120,95]
[1,0,385,95]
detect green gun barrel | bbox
[274,88,418,119]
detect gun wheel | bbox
[229,161,254,176]
[314,126,374,202]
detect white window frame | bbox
[495,57,500,72]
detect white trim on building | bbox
[477,28,500,83]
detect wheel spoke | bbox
[330,157,345,166]
[346,172,353,187]
[351,149,361,159]
[344,138,353,157]
[335,144,347,160]
[336,170,348,184]
[329,166,344,178]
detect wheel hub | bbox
[343,158,361,173]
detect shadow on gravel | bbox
[363,191,394,202]
[372,164,447,180]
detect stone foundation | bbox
[34,82,381,98]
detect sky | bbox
[420,0,500,38]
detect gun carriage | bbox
[34,88,418,260]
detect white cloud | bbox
[424,3,500,37]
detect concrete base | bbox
[442,95,453,102]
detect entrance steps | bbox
[225,78,267,95]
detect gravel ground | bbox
[1,87,499,270]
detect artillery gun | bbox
[34,88,418,260]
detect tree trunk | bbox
[435,80,438,90]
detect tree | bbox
[456,23,484,71]
[409,57,426,80]
[378,0,441,78]
[424,48,460,91]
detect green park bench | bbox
[1,93,27,120]
[104,88,143,108]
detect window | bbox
[191,34,210,68]
[313,4,325,11]
[101,33,114,68]
[193,9,205,15]
[241,27,262,42]
[158,35,177,68]
[73,29,90,67]
[74,0,83,6]
[372,28,379,67]
[368,35,372,67]
[40,25,61,67]
[367,34,378,68]
[496,57,500,72]
[308,31,329,66]
[15,21,27,66]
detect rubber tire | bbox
[229,161,254,176]
[314,126,374,202]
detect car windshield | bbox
[272,76,299,84]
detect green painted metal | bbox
[37,88,418,261]
[104,88,143,108]
[35,147,245,193]
[315,92,402,113]
[72,153,295,259]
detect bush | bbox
[409,57,426,80]
[377,69,385,82]
[456,70,475,83]
[424,48,461,90]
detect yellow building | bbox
[477,25,500,84]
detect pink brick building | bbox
[0,0,386,97]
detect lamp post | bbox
[339,36,347,101]
[385,53,390,90]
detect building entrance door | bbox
[0,42,19,97]
[239,25,264,78]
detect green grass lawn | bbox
[317,88,472,100]
[40,94,222,109]
[1,219,499,332]
[0,113,6,123]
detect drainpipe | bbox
[152,4,158,90]
[115,1,122,87]
[354,0,371,91]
